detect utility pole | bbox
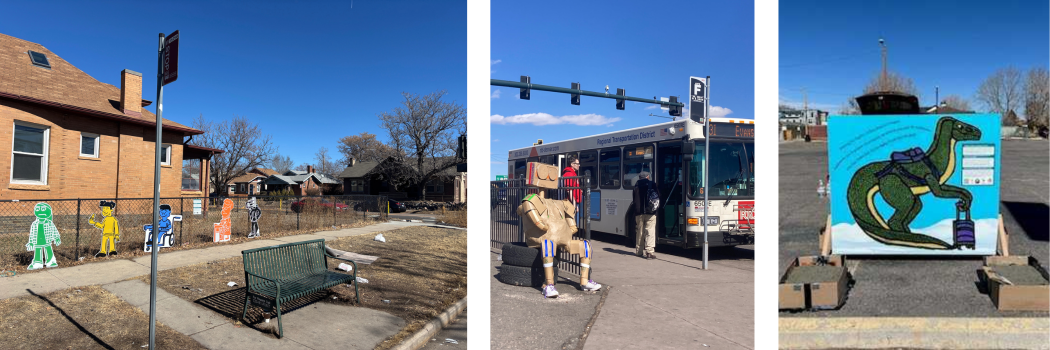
[879,37,888,90]
[935,86,940,113]
[802,87,808,123]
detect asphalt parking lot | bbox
[778,139,1049,317]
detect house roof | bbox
[254,168,280,176]
[263,173,338,185]
[232,173,268,184]
[337,161,380,178]
[0,33,201,134]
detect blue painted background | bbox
[827,114,1001,255]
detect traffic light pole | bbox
[491,79,684,109]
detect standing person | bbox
[632,171,658,259]
[562,155,582,222]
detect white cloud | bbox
[490,113,622,126]
[709,105,733,118]
[491,59,501,65]
[492,139,499,142]
[644,105,659,110]
[491,89,501,99]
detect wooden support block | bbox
[996,213,1009,257]
[820,214,832,257]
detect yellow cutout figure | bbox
[90,200,120,258]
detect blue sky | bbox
[1,0,465,168]
[780,0,1049,114]
[490,0,755,178]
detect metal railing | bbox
[0,195,387,270]
[490,176,591,276]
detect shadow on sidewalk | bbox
[194,287,335,337]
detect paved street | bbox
[491,232,754,350]
[778,140,1049,317]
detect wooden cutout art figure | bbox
[143,204,182,252]
[246,197,261,238]
[26,202,60,270]
[516,163,601,298]
[213,198,233,242]
[846,116,981,250]
[90,200,121,257]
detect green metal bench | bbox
[240,239,360,338]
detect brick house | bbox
[0,33,222,200]
[228,167,279,196]
[263,166,340,196]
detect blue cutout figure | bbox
[143,204,182,252]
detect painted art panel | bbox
[827,114,1001,255]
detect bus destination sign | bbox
[706,122,754,138]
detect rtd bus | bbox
[507,118,755,248]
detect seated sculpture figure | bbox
[516,162,601,298]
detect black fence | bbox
[0,195,388,269]
[490,176,591,276]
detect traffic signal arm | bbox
[491,79,684,108]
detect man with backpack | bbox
[632,171,658,259]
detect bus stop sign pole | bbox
[702,76,710,270]
[149,29,179,349]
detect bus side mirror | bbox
[682,139,695,161]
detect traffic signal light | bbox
[519,76,531,100]
[571,82,580,105]
[616,88,625,110]
[669,96,682,116]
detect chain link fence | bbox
[490,176,591,276]
[0,195,388,270]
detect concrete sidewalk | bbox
[583,239,755,350]
[0,220,424,300]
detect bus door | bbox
[656,142,685,242]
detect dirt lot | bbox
[0,285,206,350]
[140,226,466,349]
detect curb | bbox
[391,295,468,350]
[780,317,1050,349]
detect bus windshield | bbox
[689,140,754,198]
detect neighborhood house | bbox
[0,33,222,200]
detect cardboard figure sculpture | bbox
[90,201,121,257]
[246,197,261,238]
[516,162,602,298]
[213,198,233,242]
[829,115,1000,255]
[26,203,61,270]
[143,204,183,252]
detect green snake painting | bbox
[845,116,981,250]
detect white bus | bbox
[507,118,755,248]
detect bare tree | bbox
[190,114,277,195]
[838,97,860,115]
[313,146,338,178]
[268,154,294,174]
[940,95,972,112]
[975,66,1024,125]
[1025,67,1049,129]
[336,132,400,163]
[864,71,920,97]
[378,90,466,199]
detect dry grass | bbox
[438,209,467,227]
[0,217,382,277]
[141,226,466,349]
[0,285,206,350]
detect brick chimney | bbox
[348,158,356,167]
[120,69,143,117]
[307,165,314,174]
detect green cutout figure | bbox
[25,202,60,270]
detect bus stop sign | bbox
[162,31,179,86]
[689,76,707,124]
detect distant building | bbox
[337,157,466,202]
[779,106,828,126]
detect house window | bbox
[160,144,172,165]
[426,179,444,194]
[240,184,246,193]
[80,133,100,158]
[350,180,365,192]
[11,122,50,184]
[28,50,51,69]
[228,184,235,193]
[181,159,201,191]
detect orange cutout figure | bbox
[214,198,233,242]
